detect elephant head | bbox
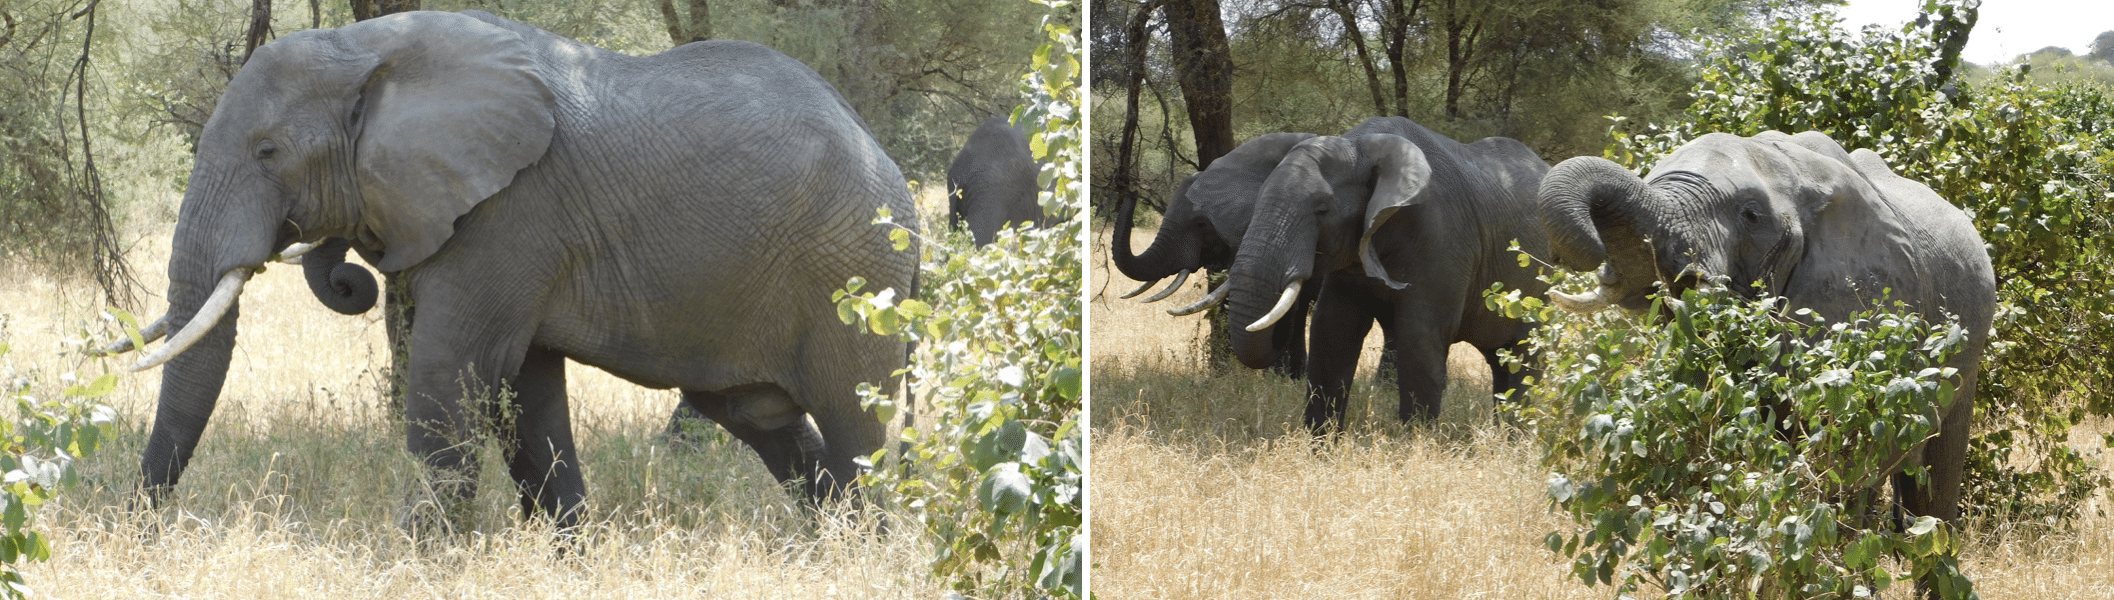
[1110,133,1317,303]
[1537,131,1873,314]
[131,11,555,497]
[1221,133,1431,370]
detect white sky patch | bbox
[1833,0,2114,66]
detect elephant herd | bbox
[1112,119,1994,526]
[91,8,1986,552]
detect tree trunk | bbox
[1106,0,1163,220]
[687,0,712,40]
[1160,0,1234,169]
[350,0,417,22]
[243,0,271,63]
[1326,0,1387,116]
[659,0,713,45]
[1441,0,1481,120]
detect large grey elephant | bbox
[1212,117,1551,431]
[948,115,1045,246]
[1536,130,1995,525]
[113,11,917,530]
[1109,133,1324,378]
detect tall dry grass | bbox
[1088,223,2114,599]
[2,186,960,598]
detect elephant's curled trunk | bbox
[1538,156,1663,312]
[301,238,380,315]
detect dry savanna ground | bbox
[1088,223,2114,599]
[2,185,961,599]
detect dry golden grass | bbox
[1,185,962,598]
[1087,223,2114,599]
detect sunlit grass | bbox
[3,184,959,598]
[1087,223,2114,599]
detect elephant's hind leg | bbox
[681,388,828,501]
[507,347,586,529]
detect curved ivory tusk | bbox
[1140,270,1190,303]
[1166,283,1229,316]
[130,269,252,372]
[89,315,170,356]
[1244,279,1304,332]
[1119,277,1162,299]
[277,241,321,265]
[1549,287,1613,314]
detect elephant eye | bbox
[255,140,278,161]
[1314,201,1330,215]
[1740,206,1760,224]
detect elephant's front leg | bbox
[508,347,586,529]
[1303,276,1376,435]
[397,304,537,536]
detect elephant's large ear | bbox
[1356,134,1433,290]
[341,12,556,272]
[1189,132,1318,240]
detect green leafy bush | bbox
[0,341,118,598]
[834,3,1083,597]
[1604,0,2112,524]
[1492,282,1976,599]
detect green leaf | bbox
[978,464,1032,515]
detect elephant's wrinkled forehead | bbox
[224,30,368,110]
[1647,133,1778,199]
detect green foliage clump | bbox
[1493,281,1977,599]
[1604,0,2113,525]
[834,4,1082,597]
[0,341,118,599]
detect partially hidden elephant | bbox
[1109,133,1324,378]
[947,115,1045,246]
[111,11,917,530]
[1536,130,1995,525]
[1213,116,1551,432]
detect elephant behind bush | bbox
[948,115,1046,246]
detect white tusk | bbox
[89,315,170,356]
[1549,287,1613,314]
[1244,279,1304,332]
[277,241,321,264]
[1119,277,1163,299]
[1140,270,1190,303]
[1166,282,1229,316]
[129,269,252,372]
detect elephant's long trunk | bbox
[1110,176,1203,290]
[1538,156,1664,313]
[1223,193,1318,371]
